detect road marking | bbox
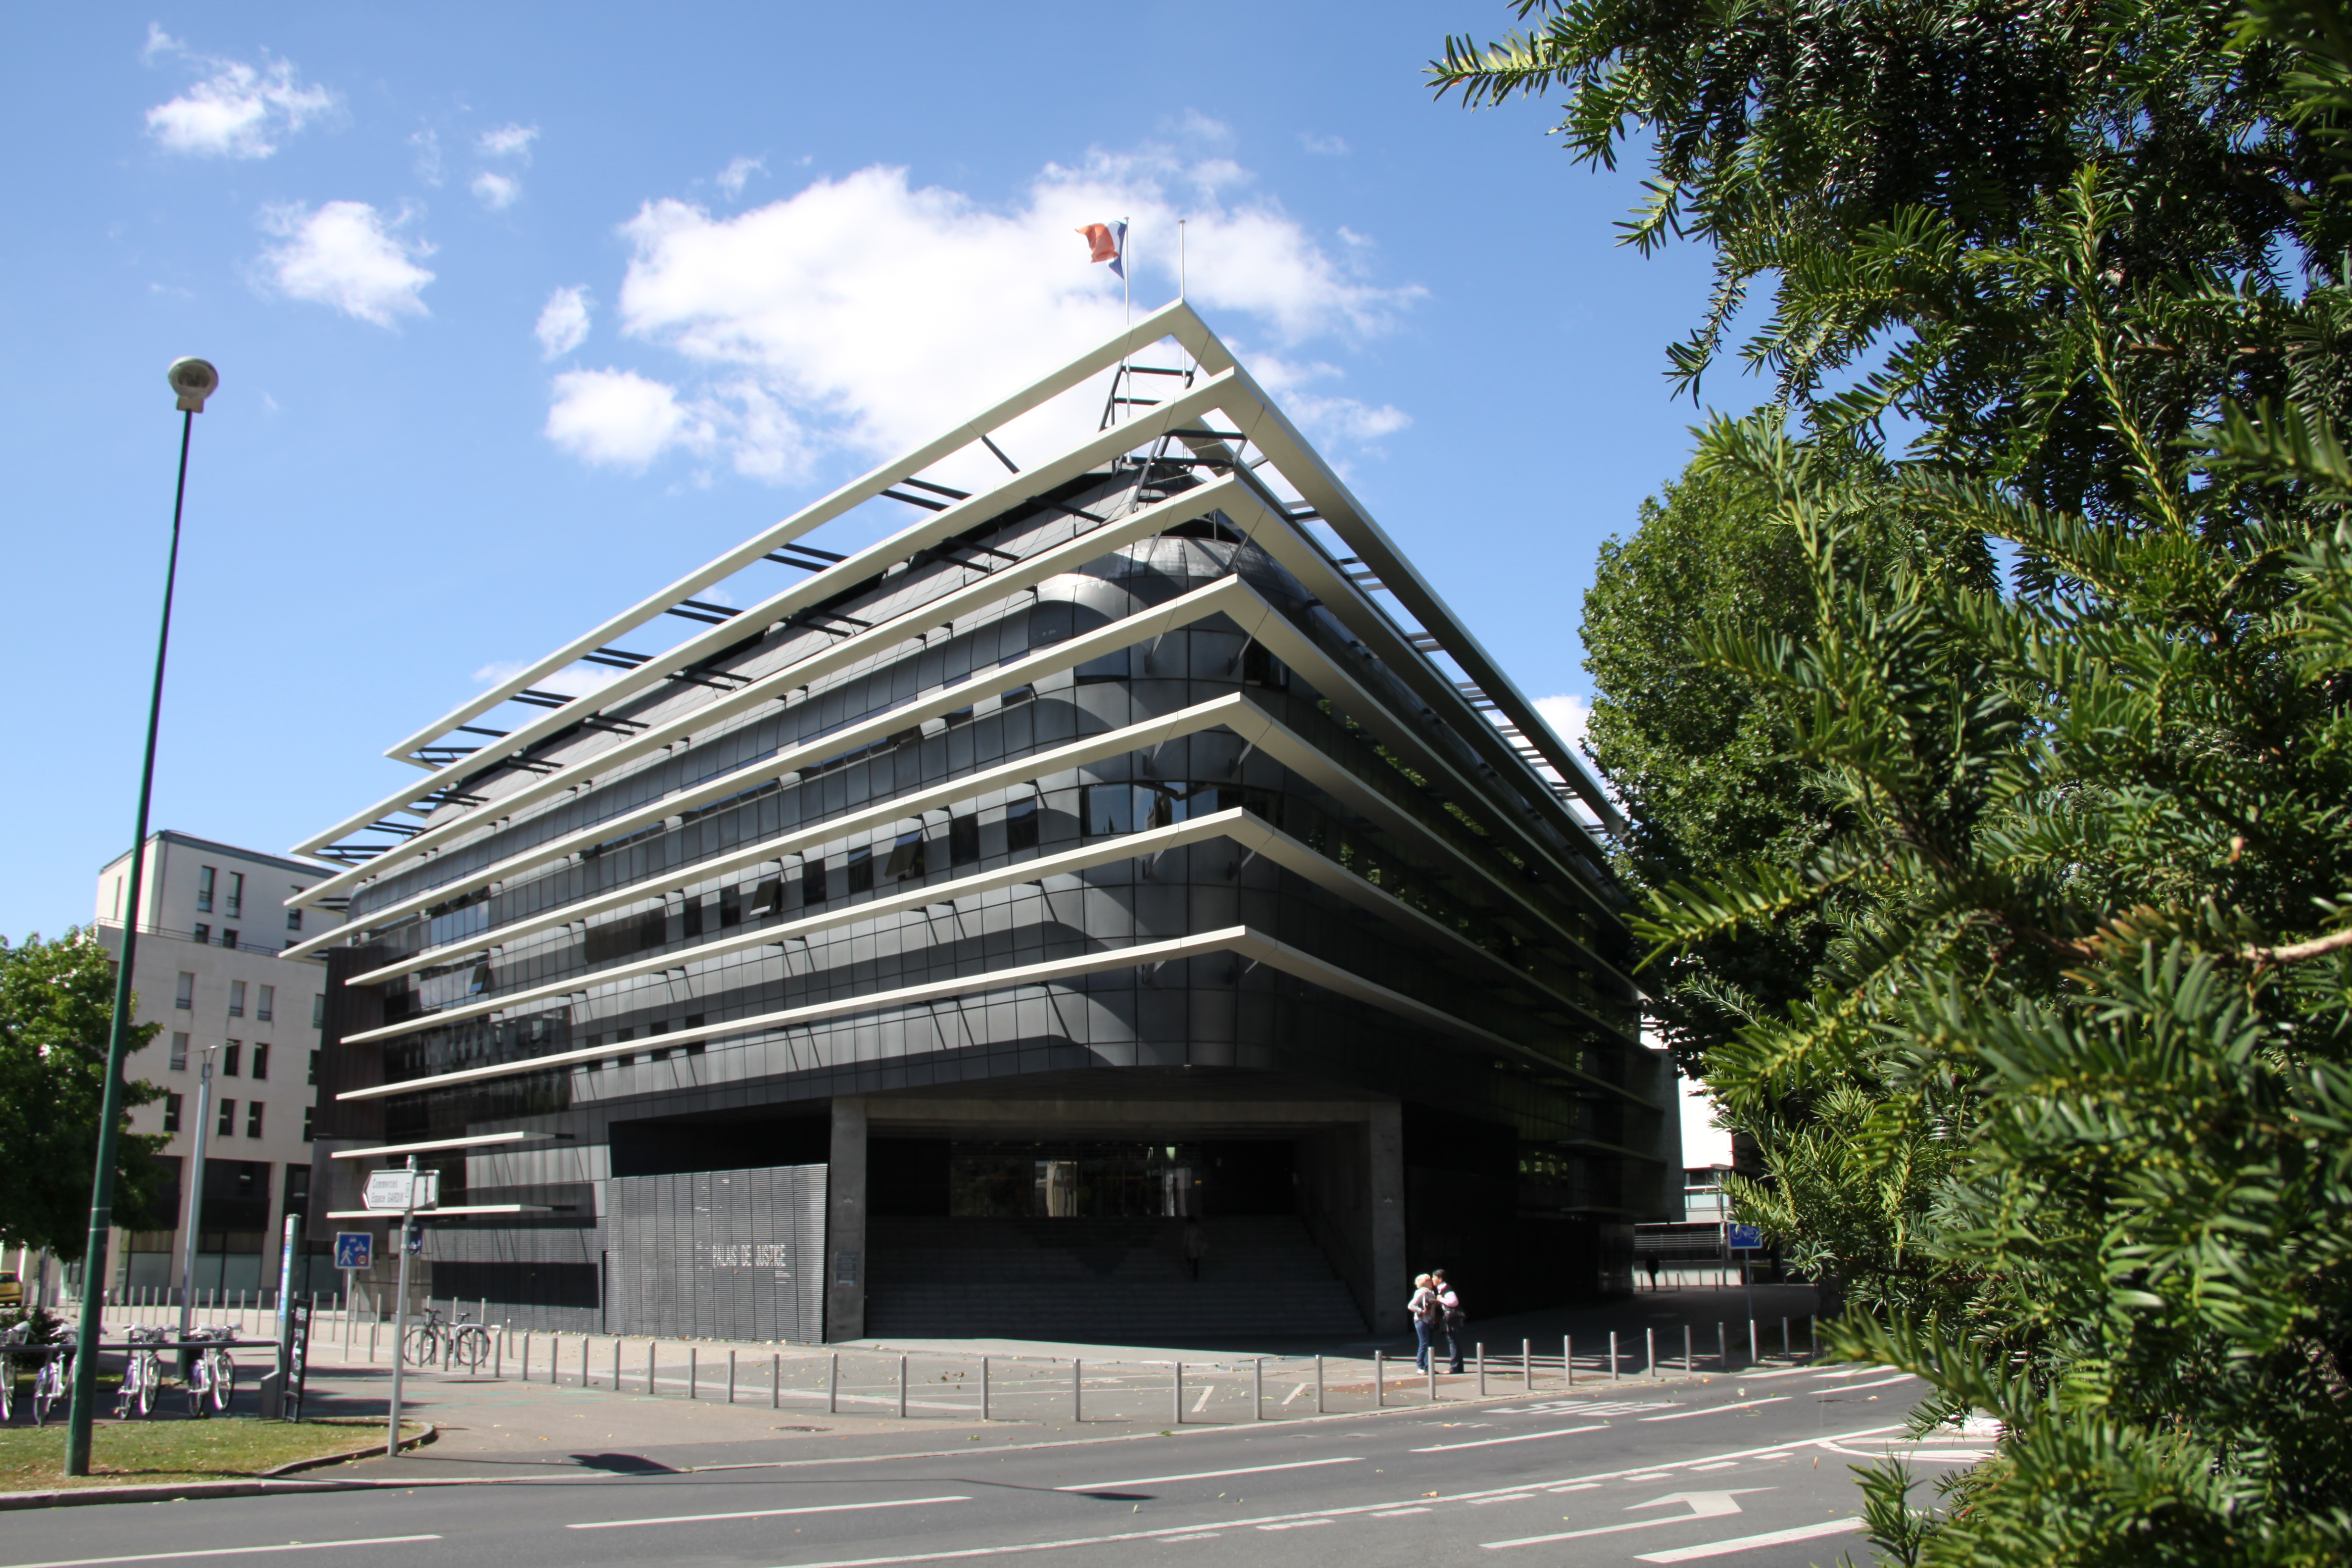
[1813,1373,1912,1393]
[570,1496,972,1531]
[1810,1366,1901,1380]
[1254,1520,1332,1531]
[1547,1484,1602,1493]
[0,1538,442,1568]
[1483,1490,1768,1549]
[1373,1509,1432,1517]
[1641,1397,1790,1421]
[1689,1462,1739,1471]
[755,1429,1913,1568]
[1158,1535,1221,1543]
[1056,1458,1364,1491]
[1412,1424,1606,1452]
[1634,1517,1865,1561]
[1469,1496,1537,1506]
[1282,1383,1309,1405]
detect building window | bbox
[287,906,303,931]
[221,929,238,950]
[1006,797,1039,852]
[192,924,210,945]
[802,856,829,906]
[1241,641,1289,690]
[224,872,244,919]
[251,1042,269,1081]
[311,993,325,1029]
[845,845,874,895]
[196,866,215,913]
[217,1098,235,1137]
[884,830,926,881]
[302,1106,314,1142]
[718,883,741,929]
[949,813,979,866]
[174,973,195,1010]
[257,984,274,1023]
[163,1093,183,1133]
[228,980,246,1018]
[246,1102,264,1138]
[1074,647,1130,684]
[1084,783,1137,836]
[223,1041,242,1078]
[307,1049,319,1086]
[169,1031,189,1071]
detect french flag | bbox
[1077,220,1127,279]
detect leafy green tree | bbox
[1439,0,2352,1557]
[0,930,168,1262]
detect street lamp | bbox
[64,357,217,1477]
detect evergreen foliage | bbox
[1438,1,2352,1558]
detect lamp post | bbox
[175,1043,217,1337]
[64,357,218,1477]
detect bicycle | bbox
[184,1324,238,1418]
[0,1321,24,1423]
[401,1305,490,1372]
[30,1340,73,1425]
[115,1325,168,1418]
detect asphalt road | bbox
[0,1363,1960,1568]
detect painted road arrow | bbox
[1481,1490,1773,1549]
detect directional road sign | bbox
[333,1231,373,1271]
[363,1169,440,1212]
[1725,1223,1764,1251]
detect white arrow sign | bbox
[363,1170,440,1212]
[1482,1490,1772,1549]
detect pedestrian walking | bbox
[1408,1273,1440,1372]
[1644,1254,1661,1291]
[1182,1218,1208,1282]
[1433,1269,1466,1374]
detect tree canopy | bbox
[0,930,168,1263]
[1440,1,2352,1559]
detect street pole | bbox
[386,1157,418,1458]
[65,358,216,1478]
[175,1046,216,1338]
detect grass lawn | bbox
[0,1418,426,1491]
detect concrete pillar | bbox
[825,1096,867,1342]
[1368,1101,1406,1333]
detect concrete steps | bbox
[865,1216,1366,1341]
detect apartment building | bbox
[92,831,346,1299]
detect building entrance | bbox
[948,1142,1202,1219]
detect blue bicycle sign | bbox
[1726,1223,1764,1251]
[334,1231,373,1270]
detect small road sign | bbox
[404,1223,424,1256]
[334,1231,373,1271]
[1726,1223,1764,1251]
[363,1170,439,1212]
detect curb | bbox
[0,1422,436,1510]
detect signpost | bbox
[335,1231,372,1332]
[1726,1223,1763,1327]
[367,1157,427,1458]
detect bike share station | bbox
[325,1131,552,1455]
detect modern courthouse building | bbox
[293,305,1677,1342]
[88,832,346,1301]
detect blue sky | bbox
[0,5,1744,941]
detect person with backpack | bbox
[1407,1273,1441,1372]
[1432,1270,1466,1374]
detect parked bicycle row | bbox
[0,1318,250,1424]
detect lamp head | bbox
[167,357,219,413]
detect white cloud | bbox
[1173,110,1234,148]
[565,144,1423,481]
[1299,132,1350,156]
[472,170,522,211]
[536,285,592,359]
[1252,354,1411,448]
[143,30,336,159]
[256,201,435,327]
[544,368,714,469]
[472,658,622,698]
[715,155,765,198]
[476,123,539,160]
[1533,693,1593,751]
[410,128,443,186]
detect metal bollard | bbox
[1428,1356,1437,1403]
[522,1332,532,1383]
[1477,1343,1486,1397]
[1609,1330,1618,1380]
[1374,1349,1384,1407]
[1253,1358,1264,1420]
[493,1330,501,1379]
[981,1356,990,1421]
[773,1352,781,1409]
[648,1342,657,1396]
[1781,1317,1791,1359]
[614,1339,622,1391]
[897,1354,907,1419]
[1567,1334,1574,1387]
[1718,1322,1728,1370]
[1074,1357,1082,1422]
[1684,1324,1694,1373]
[1522,1338,1531,1390]
[1648,1327,1658,1379]
[1173,1361,1183,1424]
[1750,1319,1759,1365]
[728,1350,737,1405]
[828,1352,838,1414]
[1316,1353,1325,1414]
